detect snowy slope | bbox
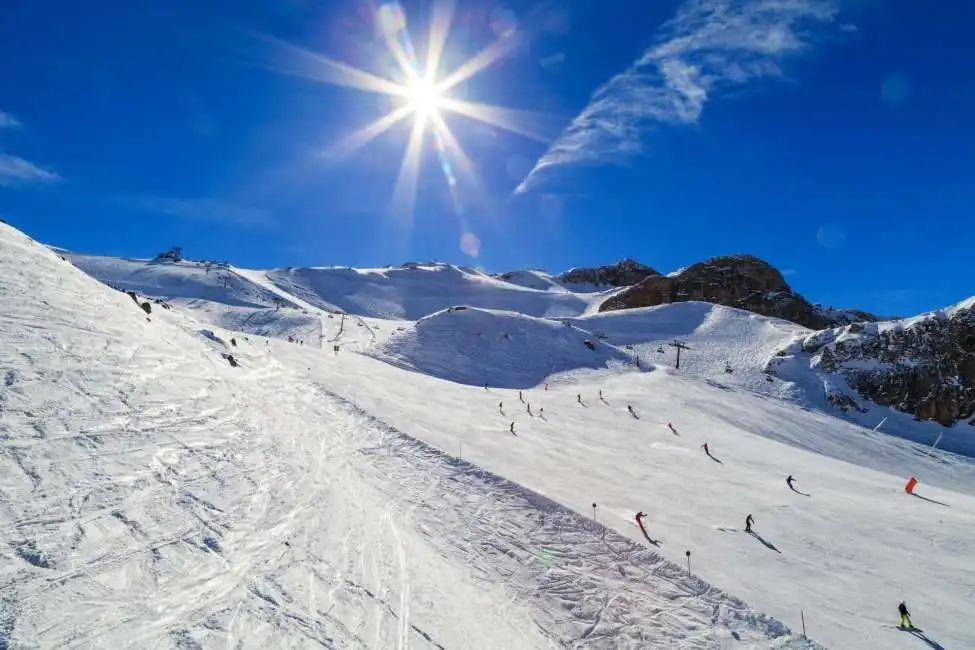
[371,307,645,388]
[570,302,808,397]
[266,263,606,319]
[63,251,298,310]
[492,269,567,291]
[2,223,829,648]
[175,299,323,345]
[297,342,975,650]
[14,225,975,649]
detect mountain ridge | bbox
[53,240,975,428]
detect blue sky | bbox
[1,0,973,316]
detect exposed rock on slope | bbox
[557,258,659,288]
[779,299,975,426]
[598,254,875,330]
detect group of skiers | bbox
[490,383,921,632]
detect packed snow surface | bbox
[4,224,974,649]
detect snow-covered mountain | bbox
[61,246,975,435]
[5,225,973,648]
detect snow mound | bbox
[371,307,645,387]
[266,263,601,320]
[64,251,297,309]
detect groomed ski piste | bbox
[2,222,972,649]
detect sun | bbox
[405,76,444,117]
[255,0,554,249]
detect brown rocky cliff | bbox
[598,254,860,330]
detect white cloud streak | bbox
[516,0,839,193]
[127,196,272,227]
[0,153,62,187]
[0,110,22,129]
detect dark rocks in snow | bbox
[810,302,975,426]
[557,258,659,288]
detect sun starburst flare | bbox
[255,1,554,258]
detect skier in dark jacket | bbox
[745,514,754,533]
[898,602,912,629]
[786,475,796,491]
[702,442,710,456]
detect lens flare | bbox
[256,1,554,257]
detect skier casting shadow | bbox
[786,475,810,497]
[744,514,781,553]
[701,442,722,464]
[634,512,661,546]
[627,404,639,419]
[894,603,945,649]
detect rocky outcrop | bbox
[796,301,975,426]
[557,259,659,288]
[598,254,872,330]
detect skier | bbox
[599,389,603,400]
[702,442,710,456]
[539,407,544,417]
[898,602,913,629]
[635,511,647,526]
[786,475,796,491]
[544,383,549,391]
[627,404,635,416]
[519,390,524,403]
[577,394,582,404]
[499,401,504,413]
[509,422,515,435]
[527,403,532,416]
[745,514,754,533]
[667,422,678,434]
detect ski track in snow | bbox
[1,345,814,648]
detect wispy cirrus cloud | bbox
[125,196,271,227]
[0,111,64,188]
[0,110,22,129]
[0,153,62,188]
[516,0,840,194]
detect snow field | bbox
[2,223,818,648]
[10,223,975,649]
[291,339,975,650]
